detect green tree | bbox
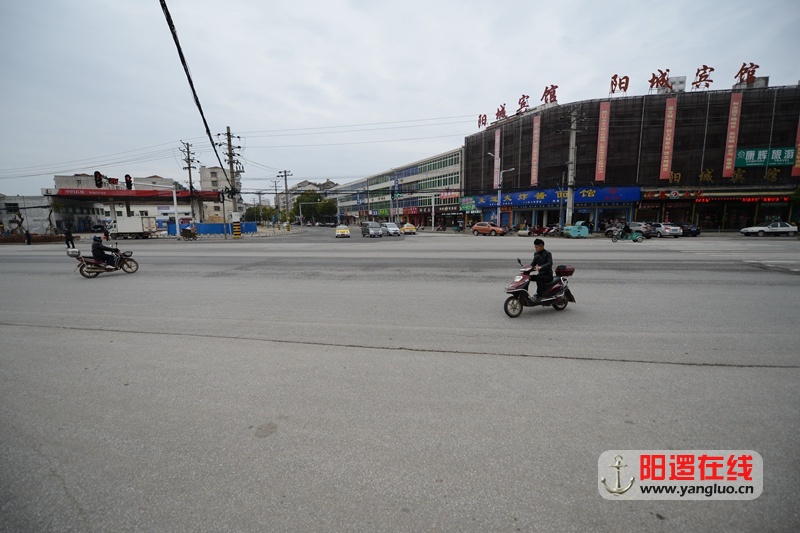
[292,192,323,220]
[317,199,337,220]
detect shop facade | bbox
[637,188,796,229]
[471,186,641,231]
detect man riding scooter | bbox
[531,238,553,300]
[91,235,118,268]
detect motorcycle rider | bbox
[531,238,553,300]
[91,235,117,268]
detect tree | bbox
[292,191,323,220]
[317,199,337,219]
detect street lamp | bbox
[142,181,181,240]
[488,152,514,226]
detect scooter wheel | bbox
[79,264,100,278]
[504,296,524,318]
[611,236,618,242]
[121,259,139,273]
[635,236,644,243]
[552,299,568,311]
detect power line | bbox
[158,0,229,185]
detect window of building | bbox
[214,206,221,212]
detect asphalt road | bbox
[1,230,799,532]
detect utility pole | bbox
[225,126,241,213]
[566,108,578,226]
[180,141,198,222]
[269,179,281,222]
[255,191,264,225]
[278,170,292,224]
[216,127,243,216]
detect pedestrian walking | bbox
[64,228,75,248]
[25,230,32,245]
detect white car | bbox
[380,222,401,236]
[652,223,682,238]
[740,221,797,237]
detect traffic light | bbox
[124,174,133,190]
[94,171,103,188]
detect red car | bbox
[471,222,506,236]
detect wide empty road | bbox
[1,230,798,531]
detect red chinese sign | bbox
[660,98,677,179]
[530,115,541,186]
[735,62,760,84]
[610,74,629,94]
[692,65,715,89]
[649,69,672,90]
[640,454,754,482]
[723,92,743,177]
[493,129,501,189]
[595,102,610,182]
[477,114,487,129]
[495,104,507,121]
[541,85,558,104]
[517,94,530,114]
[793,116,800,177]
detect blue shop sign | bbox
[475,186,640,207]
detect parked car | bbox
[380,222,401,236]
[652,223,682,238]
[676,222,701,237]
[334,225,350,238]
[471,222,506,236]
[604,222,656,238]
[740,221,798,237]
[400,223,417,235]
[360,221,382,238]
[90,224,106,232]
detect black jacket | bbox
[92,240,115,258]
[532,249,553,277]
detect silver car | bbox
[652,223,682,238]
[380,222,401,236]
[360,221,382,238]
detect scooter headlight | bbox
[513,275,523,282]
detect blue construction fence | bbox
[161,221,258,236]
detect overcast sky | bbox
[1,0,798,198]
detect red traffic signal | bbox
[94,171,103,188]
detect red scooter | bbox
[504,259,576,317]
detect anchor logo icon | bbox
[601,455,635,495]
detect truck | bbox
[107,216,157,239]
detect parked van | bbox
[360,221,382,238]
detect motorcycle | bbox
[504,259,576,318]
[67,247,139,278]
